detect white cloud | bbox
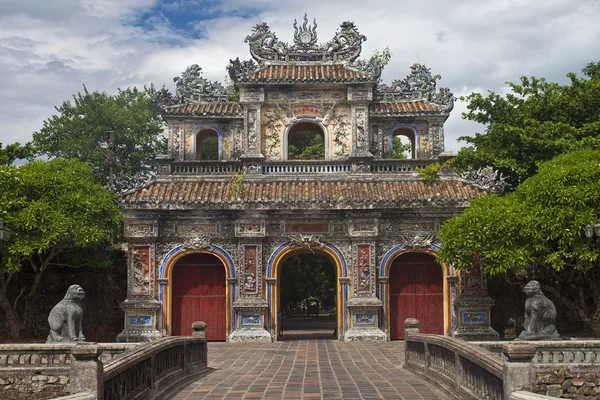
[1,0,599,151]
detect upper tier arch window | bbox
[285,120,327,160]
[195,127,220,161]
[390,126,417,159]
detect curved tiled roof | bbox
[121,179,482,210]
[162,103,242,117]
[237,64,376,84]
[370,101,445,116]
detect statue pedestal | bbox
[228,298,272,343]
[453,294,499,341]
[343,297,386,341]
[117,299,162,342]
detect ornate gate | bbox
[389,253,443,339]
[171,253,226,340]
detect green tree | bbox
[0,142,34,166]
[200,136,219,160]
[438,150,600,334]
[391,135,412,159]
[280,254,336,314]
[453,61,600,190]
[32,85,167,188]
[0,158,122,340]
[288,131,325,160]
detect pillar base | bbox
[453,294,499,341]
[344,327,387,341]
[229,297,272,343]
[116,298,162,342]
[344,297,386,341]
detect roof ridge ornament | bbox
[158,64,234,107]
[242,15,367,63]
[376,63,454,110]
[293,13,318,48]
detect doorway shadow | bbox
[278,314,337,341]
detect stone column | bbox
[117,222,162,342]
[239,87,265,162]
[453,264,499,340]
[70,343,103,397]
[378,276,389,338]
[338,277,350,337]
[502,343,535,398]
[229,238,271,343]
[343,241,386,341]
[347,86,373,161]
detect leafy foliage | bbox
[391,135,412,159]
[288,131,325,160]
[418,162,442,183]
[0,158,122,339]
[280,254,336,314]
[200,136,219,160]
[0,142,35,166]
[438,150,600,275]
[453,61,600,190]
[32,85,167,187]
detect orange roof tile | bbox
[162,103,242,117]
[370,101,444,115]
[238,64,375,84]
[121,179,482,209]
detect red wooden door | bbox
[390,253,443,339]
[171,253,226,340]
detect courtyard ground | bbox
[171,340,450,400]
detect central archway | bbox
[267,242,348,340]
[278,253,337,340]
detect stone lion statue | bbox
[518,280,560,340]
[47,285,86,343]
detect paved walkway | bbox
[171,340,450,400]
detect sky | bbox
[1,0,599,152]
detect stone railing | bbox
[0,343,138,400]
[1,322,209,400]
[102,335,208,400]
[403,320,505,400]
[404,319,600,399]
[166,159,438,176]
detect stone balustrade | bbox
[405,319,600,399]
[1,323,209,400]
[102,336,208,400]
[167,159,438,176]
[404,331,505,399]
[0,343,138,400]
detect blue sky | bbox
[1,0,599,151]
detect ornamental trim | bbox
[375,63,454,110]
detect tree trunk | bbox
[108,130,115,188]
[23,269,45,336]
[0,291,21,340]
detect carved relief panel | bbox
[235,221,266,237]
[348,220,378,237]
[125,221,158,240]
[353,242,376,296]
[169,124,184,160]
[129,244,155,297]
[351,106,369,155]
[239,242,263,297]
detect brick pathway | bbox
[171,340,450,400]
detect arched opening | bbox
[195,129,219,160]
[389,252,443,339]
[171,253,227,340]
[391,127,416,159]
[286,121,325,160]
[276,251,339,340]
